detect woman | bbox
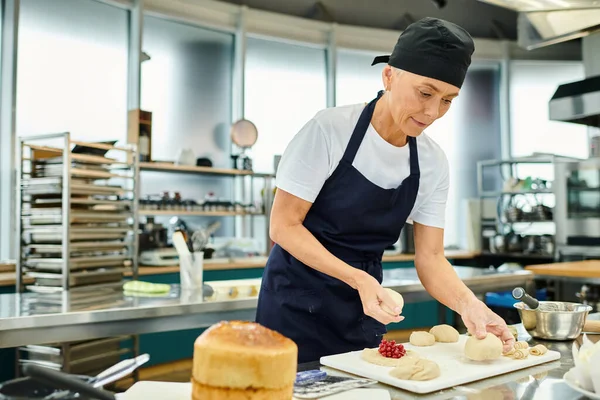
[256,17,514,363]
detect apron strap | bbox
[408,136,420,177]
[341,90,384,164]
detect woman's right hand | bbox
[354,272,404,325]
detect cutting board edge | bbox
[320,350,561,394]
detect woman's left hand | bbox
[459,297,515,353]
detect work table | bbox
[0,266,532,348]
[298,319,600,400]
[525,259,600,282]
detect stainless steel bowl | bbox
[514,301,593,340]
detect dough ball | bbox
[361,348,418,367]
[464,333,503,361]
[381,288,404,315]
[429,324,459,343]
[409,331,435,347]
[389,357,440,381]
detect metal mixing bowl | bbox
[514,301,593,340]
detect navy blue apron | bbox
[256,91,421,363]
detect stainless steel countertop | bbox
[0,266,534,348]
[300,318,600,400]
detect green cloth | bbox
[123,280,171,294]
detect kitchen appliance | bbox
[554,157,600,251]
[476,1,600,50]
[0,354,148,400]
[139,248,179,266]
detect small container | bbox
[179,251,204,292]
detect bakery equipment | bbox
[139,248,179,266]
[554,157,600,251]
[230,119,258,171]
[16,133,139,292]
[514,299,600,340]
[0,354,147,400]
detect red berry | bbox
[390,340,396,346]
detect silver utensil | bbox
[44,353,150,399]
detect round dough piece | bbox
[464,333,503,361]
[409,331,435,347]
[429,324,459,343]
[389,357,441,381]
[381,288,404,315]
[361,348,418,367]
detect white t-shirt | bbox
[275,103,450,229]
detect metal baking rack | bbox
[15,132,139,292]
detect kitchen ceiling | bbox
[477,0,600,12]
[217,0,520,40]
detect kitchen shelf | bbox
[139,210,264,217]
[477,156,559,260]
[139,161,274,177]
[16,133,139,292]
[479,189,554,197]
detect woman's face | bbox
[382,67,460,137]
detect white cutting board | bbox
[320,334,560,394]
[117,381,391,400]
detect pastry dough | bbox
[512,349,528,359]
[514,341,529,350]
[389,357,441,381]
[508,325,518,339]
[381,288,404,315]
[503,347,516,357]
[409,331,435,347]
[529,344,548,356]
[361,348,418,367]
[429,324,459,343]
[464,333,503,361]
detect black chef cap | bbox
[372,17,475,89]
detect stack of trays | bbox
[18,336,133,376]
[17,136,138,292]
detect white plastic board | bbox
[320,335,561,394]
[117,381,391,400]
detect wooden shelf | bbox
[139,210,264,217]
[382,250,480,262]
[140,162,256,177]
[525,260,600,278]
[135,260,268,275]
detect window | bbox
[16,0,128,143]
[140,16,235,236]
[510,61,588,163]
[335,49,383,106]
[244,37,327,174]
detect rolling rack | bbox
[14,132,140,380]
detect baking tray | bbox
[18,348,130,375]
[26,268,126,287]
[23,226,132,243]
[18,336,126,364]
[21,177,126,196]
[22,209,132,225]
[25,242,130,256]
[23,281,125,296]
[24,256,131,271]
[27,198,132,210]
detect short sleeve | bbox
[410,155,449,229]
[275,118,331,203]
